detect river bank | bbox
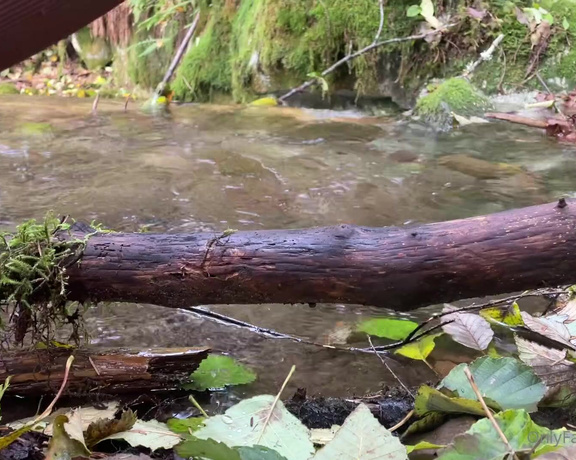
[2,0,576,112]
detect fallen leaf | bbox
[440,356,546,412]
[414,386,486,417]
[103,419,182,451]
[442,313,494,351]
[193,395,314,460]
[520,311,575,350]
[85,409,137,448]
[395,334,441,361]
[45,415,90,460]
[313,404,408,459]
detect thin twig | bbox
[185,287,567,356]
[535,71,552,95]
[461,33,504,78]
[257,365,296,444]
[278,24,456,104]
[464,367,520,460]
[373,0,385,45]
[33,355,75,423]
[91,92,100,114]
[367,335,414,398]
[399,288,567,346]
[389,409,414,432]
[189,394,209,418]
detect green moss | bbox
[172,3,234,102]
[416,78,491,115]
[127,31,175,89]
[174,0,387,102]
[0,83,19,95]
[72,28,113,70]
[136,0,576,103]
[18,122,54,137]
[415,77,492,130]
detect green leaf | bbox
[406,4,421,17]
[480,302,523,327]
[138,41,160,58]
[176,441,288,460]
[402,412,446,438]
[175,437,241,460]
[186,355,257,391]
[313,404,408,460]
[406,441,446,454]
[237,445,289,460]
[420,0,434,19]
[166,417,205,434]
[420,0,441,28]
[440,357,545,412]
[357,318,418,340]
[543,12,554,25]
[395,333,440,361]
[194,395,314,460]
[414,386,486,417]
[563,17,570,30]
[437,409,576,459]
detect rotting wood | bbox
[0,347,210,395]
[58,199,576,311]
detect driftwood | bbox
[61,199,576,311]
[1,347,210,395]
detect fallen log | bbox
[0,347,210,395]
[62,199,576,311]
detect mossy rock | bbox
[414,78,492,131]
[0,83,19,95]
[71,28,112,70]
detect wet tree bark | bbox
[0,347,210,395]
[61,199,576,311]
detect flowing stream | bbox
[1,96,575,398]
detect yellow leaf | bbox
[480,302,523,327]
[250,97,278,107]
[395,333,441,361]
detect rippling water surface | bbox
[1,96,575,396]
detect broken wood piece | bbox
[484,112,549,128]
[0,347,210,396]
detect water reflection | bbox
[1,96,575,395]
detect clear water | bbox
[1,96,575,397]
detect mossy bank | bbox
[9,0,576,108]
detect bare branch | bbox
[373,0,385,44]
[278,24,456,104]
